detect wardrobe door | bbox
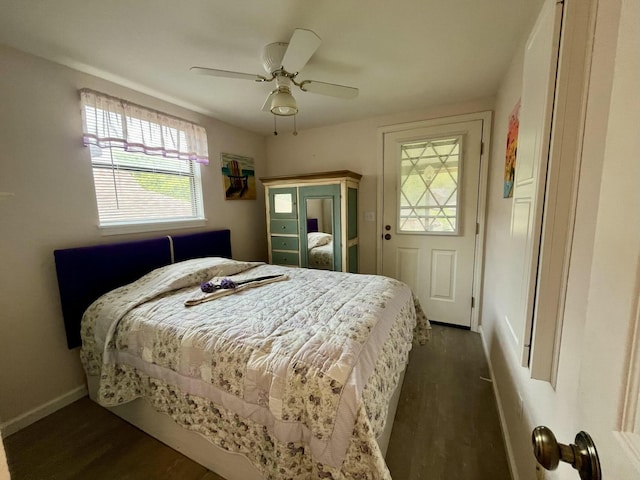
[299,185,341,271]
[268,187,297,219]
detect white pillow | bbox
[307,232,332,249]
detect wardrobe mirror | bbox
[305,197,335,270]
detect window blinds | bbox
[79,89,209,165]
[90,147,203,224]
[79,89,206,226]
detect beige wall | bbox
[479,0,619,478]
[0,435,8,480]
[480,27,540,478]
[265,99,495,274]
[0,45,267,429]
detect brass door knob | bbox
[532,426,601,480]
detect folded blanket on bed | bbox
[184,274,288,306]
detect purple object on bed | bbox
[54,229,232,349]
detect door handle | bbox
[384,233,391,240]
[532,426,601,480]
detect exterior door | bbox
[382,119,483,328]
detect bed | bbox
[307,231,334,270]
[54,229,429,480]
[305,218,334,271]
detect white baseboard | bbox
[478,326,519,480]
[0,385,88,438]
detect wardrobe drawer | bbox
[271,235,299,251]
[271,251,299,266]
[270,219,298,235]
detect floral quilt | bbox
[308,243,334,270]
[81,258,429,479]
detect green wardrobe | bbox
[260,171,361,273]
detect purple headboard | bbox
[307,218,319,233]
[54,229,232,349]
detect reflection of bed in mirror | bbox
[306,217,334,270]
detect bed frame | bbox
[54,229,232,349]
[54,229,405,479]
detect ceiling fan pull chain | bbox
[293,115,298,136]
[273,115,278,136]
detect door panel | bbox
[268,187,297,219]
[430,249,456,301]
[577,0,640,475]
[508,0,563,365]
[298,185,341,271]
[382,120,483,327]
[533,0,640,477]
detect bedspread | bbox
[308,242,334,270]
[81,258,429,479]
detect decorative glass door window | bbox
[397,136,462,234]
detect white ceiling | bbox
[0,0,544,135]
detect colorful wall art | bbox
[221,153,256,200]
[504,100,520,198]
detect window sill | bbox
[99,218,207,236]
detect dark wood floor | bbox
[4,325,510,479]
[386,325,511,479]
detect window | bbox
[398,136,461,234]
[79,89,209,231]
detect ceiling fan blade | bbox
[299,80,359,99]
[281,29,321,74]
[190,66,267,82]
[261,91,276,112]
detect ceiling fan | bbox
[190,29,359,118]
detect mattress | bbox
[81,258,429,479]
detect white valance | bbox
[80,89,209,165]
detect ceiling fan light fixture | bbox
[191,28,358,124]
[270,88,298,116]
